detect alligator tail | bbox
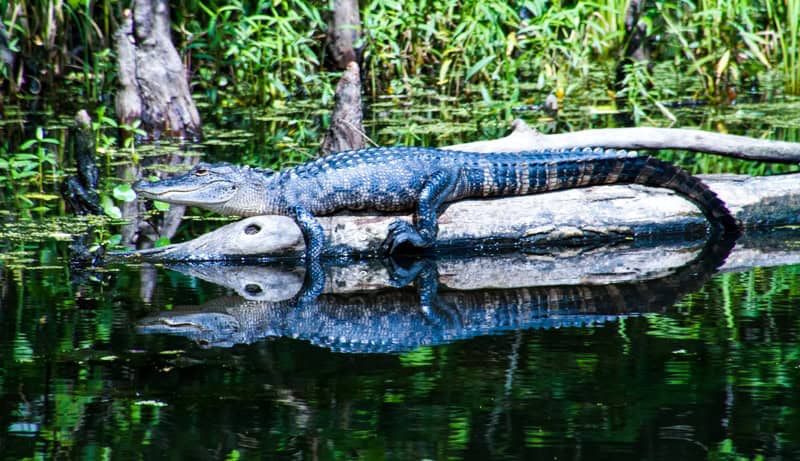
[574,156,739,235]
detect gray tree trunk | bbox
[115,1,201,140]
[327,0,361,70]
[320,61,365,154]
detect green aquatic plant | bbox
[0,0,121,99]
[0,126,61,214]
[766,0,800,94]
[18,126,59,193]
[179,0,330,106]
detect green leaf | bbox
[113,184,137,202]
[153,200,170,211]
[19,139,37,150]
[104,205,122,219]
[101,195,122,219]
[154,237,171,247]
[107,234,123,246]
[465,54,495,81]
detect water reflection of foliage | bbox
[1,261,798,458]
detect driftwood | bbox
[115,1,201,140]
[320,61,365,154]
[118,171,800,261]
[446,119,800,163]
[122,119,800,257]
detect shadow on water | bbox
[137,235,736,352]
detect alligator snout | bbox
[132,179,158,198]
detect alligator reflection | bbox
[138,236,736,352]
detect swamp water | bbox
[2,95,800,459]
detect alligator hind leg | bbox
[412,258,462,326]
[381,170,456,254]
[385,256,461,325]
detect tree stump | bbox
[114,0,201,140]
[326,0,361,70]
[62,110,102,215]
[320,61,365,154]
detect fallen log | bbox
[446,119,800,163]
[156,239,712,299]
[116,171,800,261]
[124,114,800,258]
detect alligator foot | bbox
[381,220,431,254]
[385,256,463,327]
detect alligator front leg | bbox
[292,205,325,261]
[382,170,456,254]
[291,205,327,302]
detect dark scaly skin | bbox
[133,147,739,257]
[138,284,648,352]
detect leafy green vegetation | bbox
[3,0,800,107]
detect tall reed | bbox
[766,0,800,94]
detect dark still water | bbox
[1,234,799,460]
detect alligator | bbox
[138,283,650,352]
[138,235,736,352]
[133,147,739,259]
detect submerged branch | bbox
[445,120,800,163]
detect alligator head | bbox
[137,310,269,348]
[133,162,278,216]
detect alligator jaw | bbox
[137,312,239,335]
[133,178,234,205]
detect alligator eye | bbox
[194,167,209,176]
[244,283,263,295]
